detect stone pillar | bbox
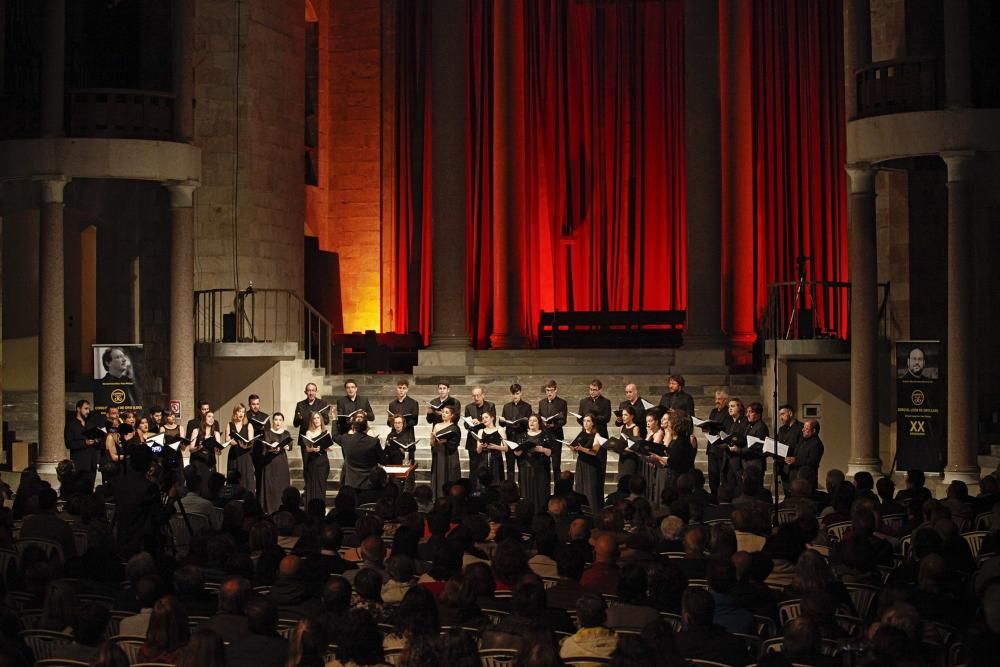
[846,163,881,475]
[171,0,194,141]
[942,151,979,485]
[843,0,871,121]
[429,0,469,351]
[167,181,198,421]
[719,0,755,351]
[942,0,971,109]
[683,0,723,346]
[36,176,70,474]
[490,0,525,349]
[41,0,65,137]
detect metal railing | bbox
[855,57,939,119]
[761,280,890,341]
[194,288,341,374]
[67,88,175,140]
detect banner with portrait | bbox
[92,344,145,415]
[895,340,944,472]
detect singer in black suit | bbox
[659,374,695,417]
[577,379,613,438]
[65,400,101,489]
[539,380,568,479]
[387,380,420,440]
[705,391,735,496]
[293,383,330,435]
[501,383,533,479]
[335,380,375,436]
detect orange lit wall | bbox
[304,0,383,333]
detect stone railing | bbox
[67,88,175,140]
[855,57,939,119]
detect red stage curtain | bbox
[467,0,688,347]
[392,0,434,343]
[751,0,848,337]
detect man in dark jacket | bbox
[225,596,288,666]
[787,419,824,482]
[675,588,751,666]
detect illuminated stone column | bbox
[846,163,881,476]
[36,176,70,474]
[942,151,979,485]
[167,181,198,419]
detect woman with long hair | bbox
[189,410,221,494]
[138,595,190,663]
[175,629,225,667]
[301,411,331,506]
[225,403,256,491]
[571,413,606,512]
[616,404,643,480]
[430,406,461,500]
[285,618,330,667]
[475,410,507,484]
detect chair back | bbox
[18,629,72,661]
[0,547,19,589]
[481,608,509,625]
[777,599,802,627]
[15,538,65,563]
[825,521,852,543]
[844,583,881,620]
[71,528,89,556]
[479,648,520,667]
[776,509,799,525]
[111,635,146,664]
[961,531,987,560]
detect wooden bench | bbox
[537,310,685,348]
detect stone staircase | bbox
[3,391,40,446]
[278,348,766,499]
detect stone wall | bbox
[193,0,305,296]
[324,0,383,333]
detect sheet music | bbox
[692,416,707,426]
[706,431,729,445]
[640,398,655,410]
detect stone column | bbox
[719,0,755,351]
[846,163,881,475]
[429,0,469,351]
[683,0,723,346]
[942,151,979,485]
[36,176,70,474]
[942,0,971,109]
[171,0,194,141]
[167,181,198,421]
[41,0,65,137]
[843,0,871,121]
[490,0,525,349]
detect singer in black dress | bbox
[475,411,507,484]
[616,405,643,480]
[259,412,292,514]
[515,415,552,511]
[385,416,417,492]
[430,405,462,500]
[301,411,331,506]
[571,413,606,512]
[189,411,222,494]
[225,404,256,491]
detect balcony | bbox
[67,89,175,140]
[0,88,175,141]
[855,57,939,119]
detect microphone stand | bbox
[771,277,782,526]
